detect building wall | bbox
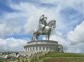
[25,45,59,53]
[24,41,63,54]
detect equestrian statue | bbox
[32,15,56,40]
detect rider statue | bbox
[38,15,47,32]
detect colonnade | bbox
[25,45,58,52]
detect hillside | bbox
[0,52,84,62]
[42,52,84,62]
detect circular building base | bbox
[24,40,63,54]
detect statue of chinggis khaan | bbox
[32,15,56,41]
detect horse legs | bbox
[46,35,50,40]
[32,34,35,40]
[32,33,39,41]
[32,33,36,41]
[48,35,50,40]
[36,35,39,41]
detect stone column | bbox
[25,48,27,51]
[41,46,43,51]
[38,46,40,52]
[28,47,30,51]
[43,46,45,51]
[39,46,41,52]
[27,48,29,51]
[46,47,48,51]
[36,46,38,52]
[45,46,46,51]
[34,46,36,51]
[31,47,33,51]
[48,47,50,51]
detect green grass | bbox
[0,52,84,62]
[42,52,84,62]
[46,52,84,57]
[43,57,84,62]
[0,60,4,62]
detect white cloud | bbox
[12,2,61,34]
[0,11,27,36]
[68,21,84,43]
[40,0,84,16]
[0,2,56,35]
[0,24,6,36]
[2,0,84,35]
[0,38,29,52]
[66,43,84,53]
[67,21,84,53]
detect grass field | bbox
[0,52,84,62]
[43,52,84,62]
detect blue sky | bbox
[0,0,84,53]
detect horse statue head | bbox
[47,20,56,29]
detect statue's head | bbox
[42,14,44,17]
[41,14,44,18]
[40,14,44,20]
[40,14,47,21]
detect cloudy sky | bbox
[0,0,84,53]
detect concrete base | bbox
[24,40,63,54]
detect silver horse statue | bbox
[32,15,56,40]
